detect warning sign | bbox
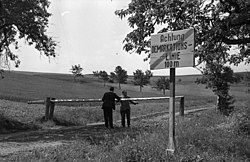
[150,28,195,70]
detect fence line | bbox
[28,96,184,104]
[28,96,185,121]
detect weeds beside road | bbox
[0,101,249,161]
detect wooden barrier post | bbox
[167,68,176,154]
[27,96,184,122]
[49,98,55,120]
[180,96,184,117]
[45,97,51,121]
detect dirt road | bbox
[0,106,214,157]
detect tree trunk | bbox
[163,85,166,95]
[140,85,142,92]
[216,94,233,116]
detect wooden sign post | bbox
[150,28,195,154]
[167,68,176,153]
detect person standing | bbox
[102,87,120,129]
[120,90,138,127]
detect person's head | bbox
[109,87,114,92]
[122,90,127,96]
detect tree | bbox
[70,64,83,81]
[196,64,241,115]
[133,69,153,92]
[0,0,56,72]
[109,72,116,83]
[155,76,170,95]
[99,70,109,86]
[115,0,250,62]
[93,71,100,80]
[115,0,250,115]
[113,66,128,89]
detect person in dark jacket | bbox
[102,87,120,129]
[120,90,138,127]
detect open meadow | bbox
[0,71,218,126]
[0,71,249,161]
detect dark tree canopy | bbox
[70,64,83,81]
[99,70,109,86]
[113,66,128,89]
[115,0,250,115]
[93,71,100,79]
[0,0,56,68]
[115,0,250,64]
[155,76,169,95]
[133,69,153,92]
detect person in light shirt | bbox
[119,90,138,127]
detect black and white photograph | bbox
[0,0,249,161]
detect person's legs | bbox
[127,109,130,127]
[108,109,114,128]
[121,111,126,127]
[103,109,109,128]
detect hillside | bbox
[0,70,248,105]
[0,71,165,102]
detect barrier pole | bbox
[45,97,51,121]
[49,98,55,120]
[180,96,184,117]
[167,68,176,154]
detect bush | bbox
[108,79,114,83]
[231,101,250,135]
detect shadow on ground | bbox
[0,117,38,134]
[0,115,142,145]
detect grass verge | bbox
[1,102,249,162]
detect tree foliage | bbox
[0,0,56,70]
[113,66,128,89]
[155,76,169,95]
[70,64,83,81]
[99,70,109,86]
[115,0,250,115]
[196,64,240,115]
[133,69,153,92]
[109,72,116,83]
[93,71,100,80]
[115,0,250,64]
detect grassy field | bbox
[0,71,219,126]
[0,71,248,125]
[0,71,216,101]
[0,71,249,161]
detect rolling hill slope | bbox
[0,71,165,102]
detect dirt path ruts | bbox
[0,124,132,157]
[0,107,214,157]
[0,124,111,143]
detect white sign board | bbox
[150,28,195,70]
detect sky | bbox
[13,0,249,76]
